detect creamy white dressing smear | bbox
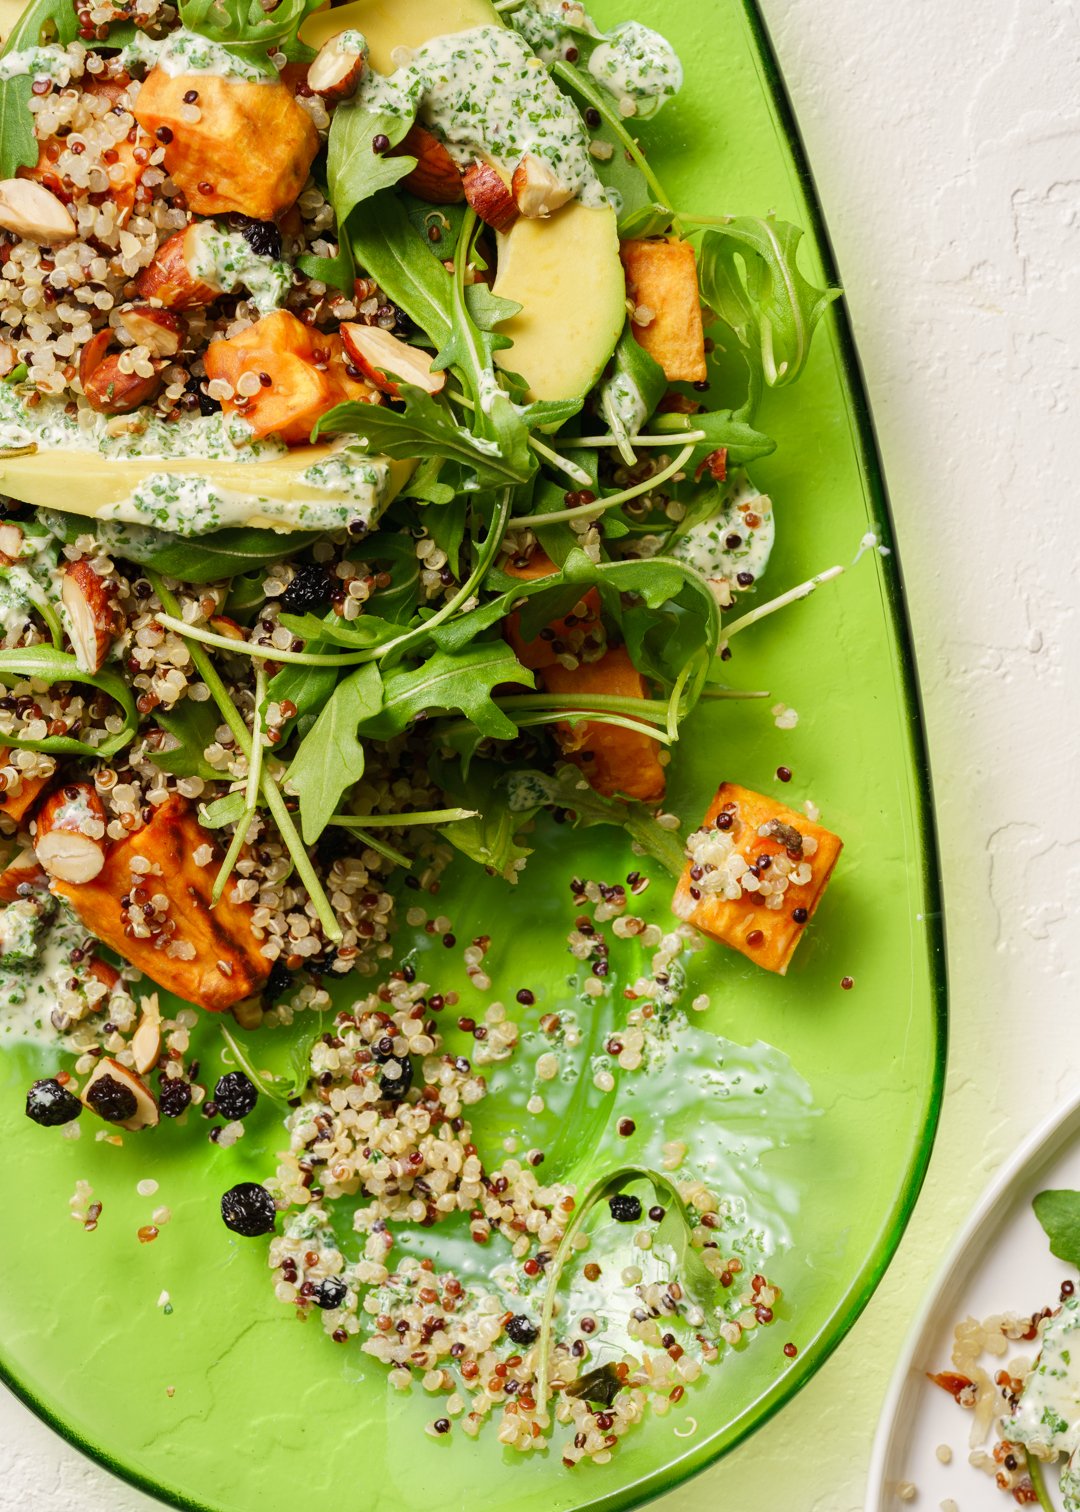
[187,224,292,315]
[510,2,682,117]
[1007,1297,1080,1509]
[672,471,776,587]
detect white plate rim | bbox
[866,1083,1080,1509]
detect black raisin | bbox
[314,1276,348,1310]
[184,375,220,416]
[157,1078,192,1118]
[213,1071,258,1120]
[377,1052,413,1103]
[280,562,333,615]
[85,1073,137,1124]
[221,1182,277,1237]
[227,214,282,261]
[505,1314,538,1346]
[608,1194,643,1224]
[25,1078,82,1127]
[264,956,293,1003]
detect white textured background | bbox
[3,1,1079,1508]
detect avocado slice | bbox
[300,0,500,73]
[493,203,627,401]
[0,444,416,535]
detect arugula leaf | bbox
[179,0,321,61]
[618,203,676,239]
[349,193,454,350]
[505,765,685,877]
[296,239,355,297]
[404,457,456,506]
[41,513,318,584]
[315,385,533,489]
[597,328,667,461]
[696,217,841,390]
[279,610,401,650]
[0,647,137,758]
[0,0,78,179]
[429,757,535,884]
[1034,1190,1080,1268]
[286,662,383,844]
[327,92,417,229]
[150,699,222,780]
[653,408,776,466]
[199,790,248,830]
[357,643,532,741]
[425,492,468,575]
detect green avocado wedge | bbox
[299,0,500,72]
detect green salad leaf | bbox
[286,663,383,844]
[1034,1190,1080,1268]
[327,95,418,230]
[597,328,668,462]
[41,513,319,584]
[349,192,455,351]
[179,0,321,61]
[505,766,685,877]
[697,216,841,391]
[429,757,535,884]
[150,699,222,780]
[357,642,532,742]
[0,647,137,758]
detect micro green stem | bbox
[560,430,708,449]
[666,660,695,742]
[552,60,675,221]
[245,666,266,812]
[1027,1454,1058,1512]
[512,442,697,528]
[449,385,593,487]
[211,806,254,908]
[720,565,844,645]
[494,693,673,723]
[149,572,343,944]
[329,808,479,829]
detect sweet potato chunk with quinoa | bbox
[542,647,666,803]
[501,547,603,672]
[0,755,50,824]
[133,68,318,221]
[672,783,842,974]
[51,795,269,1013]
[620,239,708,384]
[204,310,376,445]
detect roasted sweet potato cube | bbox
[0,756,50,824]
[319,331,380,407]
[205,310,329,445]
[52,795,269,1013]
[620,239,707,384]
[672,782,842,974]
[501,547,603,671]
[22,80,147,224]
[133,68,318,220]
[542,646,665,802]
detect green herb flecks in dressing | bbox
[151,26,278,82]
[366,26,606,208]
[672,471,775,588]
[510,3,682,119]
[187,224,291,315]
[0,898,81,1046]
[0,41,83,86]
[1007,1296,1080,1509]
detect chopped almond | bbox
[307,31,366,102]
[0,521,23,564]
[81,1056,158,1130]
[0,178,76,244]
[61,558,124,673]
[671,783,843,974]
[51,795,270,1013]
[511,155,573,219]
[134,225,222,310]
[395,124,464,205]
[620,239,708,384]
[542,647,665,802]
[131,994,162,1076]
[133,68,318,220]
[114,305,185,358]
[34,781,107,884]
[463,162,519,233]
[501,547,602,672]
[340,323,445,398]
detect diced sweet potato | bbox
[542,646,665,802]
[51,795,269,1013]
[133,68,318,220]
[501,547,603,672]
[22,80,148,224]
[204,310,376,445]
[620,239,708,384]
[671,783,843,974]
[0,757,50,824]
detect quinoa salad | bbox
[0,0,849,1469]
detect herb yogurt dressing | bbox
[187,224,292,315]
[672,472,776,588]
[364,26,607,208]
[0,900,84,1047]
[510,2,682,118]
[1007,1296,1080,1509]
[0,27,276,85]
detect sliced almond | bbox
[131,993,162,1076]
[134,224,222,310]
[81,352,163,416]
[0,521,23,564]
[0,340,16,378]
[396,124,464,205]
[81,1057,159,1130]
[0,178,76,245]
[511,154,573,219]
[115,304,185,358]
[61,558,124,673]
[34,780,108,884]
[307,32,367,102]
[339,323,445,399]
[463,162,519,234]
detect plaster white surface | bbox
[2,1,1079,1509]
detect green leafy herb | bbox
[0,0,78,179]
[696,216,841,391]
[617,203,676,239]
[296,239,355,297]
[0,647,137,758]
[1034,1190,1080,1268]
[199,789,247,830]
[505,765,685,877]
[41,513,318,584]
[564,1364,626,1408]
[348,193,455,351]
[428,757,535,884]
[327,93,417,229]
[179,0,321,62]
[286,663,383,845]
[652,407,776,467]
[150,699,222,780]
[357,643,532,741]
[597,328,668,464]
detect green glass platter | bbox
[0,1,947,1508]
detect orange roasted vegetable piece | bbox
[22,79,147,225]
[133,68,318,220]
[542,647,665,803]
[204,310,376,445]
[51,795,269,1013]
[501,547,603,672]
[620,239,708,384]
[671,783,843,975]
[0,756,50,824]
